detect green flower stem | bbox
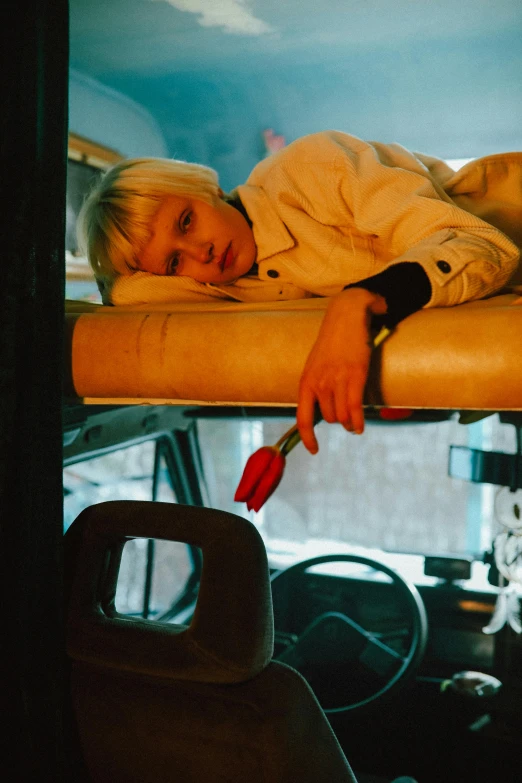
[275,423,298,449]
[373,325,392,348]
[280,428,302,456]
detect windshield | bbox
[197,413,516,566]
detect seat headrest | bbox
[65,501,274,683]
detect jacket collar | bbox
[234,184,296,262]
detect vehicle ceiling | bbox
[70,0,522,189]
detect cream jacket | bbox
[110,131,521,307]
[236,131,521,307]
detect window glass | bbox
[65,158,103,302]
[64,442,194,618]
[445,157,474,170]
[63,441,157,531]
[197,415,517,565]
[65,159,99,256]
[115,536,193,617]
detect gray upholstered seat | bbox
[65,500,358,782]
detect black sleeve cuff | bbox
[344,262,432,329]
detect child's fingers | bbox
[317,392,337,424]
[349,404,365,435]
[297,386,319,454]
[346,368,366,435]
[334,378,353,431]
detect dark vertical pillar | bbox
[0,1,68,780]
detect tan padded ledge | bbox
[64,293,522,409]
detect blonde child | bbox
[78,130,521,453]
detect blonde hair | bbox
[77,157,221,291]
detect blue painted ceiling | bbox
[70,0,522,190]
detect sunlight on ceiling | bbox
[148,0,275,35]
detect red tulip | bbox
[234,446,286,512]
[379,407,413,421]
[235,326,395,511]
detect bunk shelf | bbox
[64,292,522,410]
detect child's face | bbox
[137,193,257,284]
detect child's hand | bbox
[297,288,387,454]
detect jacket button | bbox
[267,269,279,278]
[436,260,451,273]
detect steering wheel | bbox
[270,554,428,713]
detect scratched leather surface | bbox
[64,293,522,408]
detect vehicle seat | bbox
[64,500,358,782]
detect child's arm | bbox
[296,262,433,453]
[296,287,387,454]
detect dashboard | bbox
[272,564,508,682]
